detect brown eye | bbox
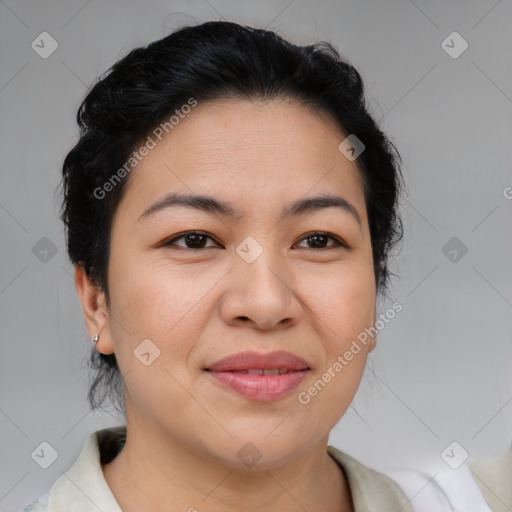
[295,232,347,250]
[163,231,220,250]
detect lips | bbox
[230,369,293,375]
[204,350,311,402]
[205,350,311,373]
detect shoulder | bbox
[469,449,512,511]
[19,426,126,512]
[327,445,415,512]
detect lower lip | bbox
[206,370,309,402]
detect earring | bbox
[92,333,99,344]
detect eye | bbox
[162,231,220,250]
[161,230,348,251]
[294,232,347,250]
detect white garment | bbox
[20,429,123,512]
[385,465,492,512]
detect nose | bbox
[219,248,302,332]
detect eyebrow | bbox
[138,192,361,226]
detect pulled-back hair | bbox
[60,20,403,414]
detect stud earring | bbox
[92,333,99,344]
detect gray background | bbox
[1,0,511,510]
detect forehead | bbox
[119,98,366,220]
[149,97,350,165]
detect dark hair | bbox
[60,20,403,414]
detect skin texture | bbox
[75,98,377,512]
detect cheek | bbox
[300,260,376,347]
[296,261,375,413]
[105,262,209,415]
[295,352,366,437]
[107,258,219,368]
[294,270,375,422]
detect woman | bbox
[22,20,413,511]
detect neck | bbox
[102,420,353,512]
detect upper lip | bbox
[205,350,311,372]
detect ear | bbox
[74,264,115,355]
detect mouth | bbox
[204,351,311,402]
[217,368,302,375]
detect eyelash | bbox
[161,231,348,251]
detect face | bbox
[79,98,377,469]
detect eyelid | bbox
[293,231,349,250]
[160,230,222,249]
[161,230,349,250]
